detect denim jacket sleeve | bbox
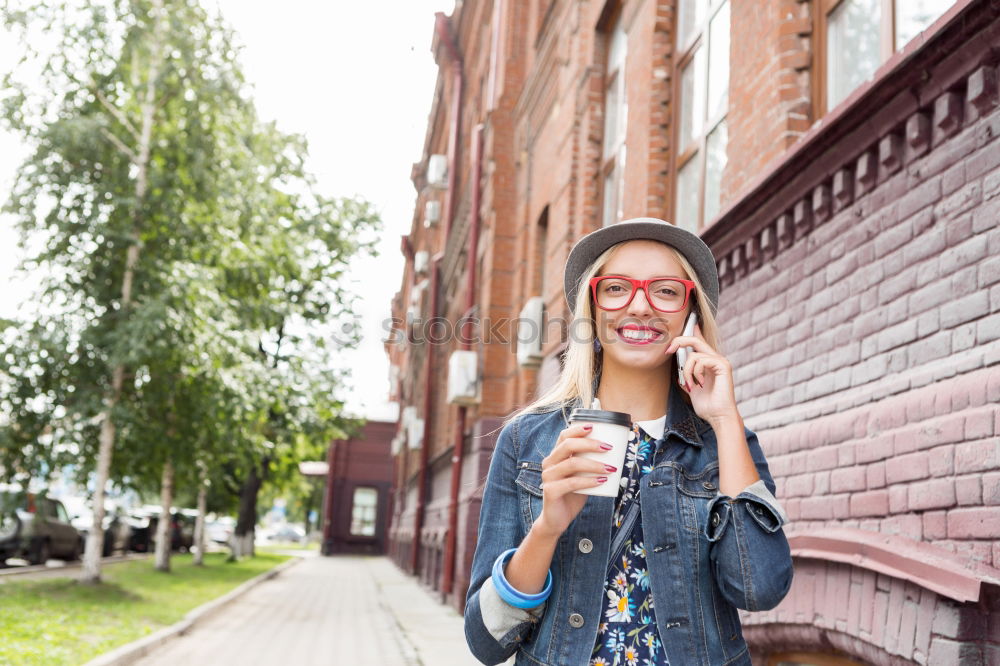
[464,419,545,665]
[704,425,793,611]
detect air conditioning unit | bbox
[389,364,400,397]
[517,297,545,368]
[447,350,480,405]
[407,417,424,450]
[424,200,441,228]
[401,405,423,450]
[414,250,429,276]
[427,154,448,189]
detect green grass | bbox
[0,552,290,665]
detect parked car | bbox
[127,508,155,553]
[174,509,197,551]
[206,516,235,545]
[266,523,306,544]
[65,497,134,557]
[0,487,84,565]
[128,506,197,553]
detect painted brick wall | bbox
[744,559,1000,665]
[707,5,1000,658]
[723,83,1000,568]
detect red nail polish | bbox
[583,424,593,430]
[600,443,613,450]
[596,476,608,483]
[604,464,617,472]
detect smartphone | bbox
[676,312,698,387]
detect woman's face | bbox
[592,240,694,372]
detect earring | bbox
[593,338,603,353]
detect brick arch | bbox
[740,529,1000,665]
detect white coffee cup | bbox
[569,407,632,497]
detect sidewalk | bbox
[133,552,486,666]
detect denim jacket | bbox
[464,386,793,666]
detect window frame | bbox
[672,0,730,232]
[348,485,379,538]
[813,0,954,115]
[600,6,628,228]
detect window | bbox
[349,486,378,537]
[816,0,956,113]
[601,12,627,227]
[40,498,57,520]
[535,206,548,297]
[674,0,730,233]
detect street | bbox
[133,553,484,666]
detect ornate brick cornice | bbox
[703,0,1000,291]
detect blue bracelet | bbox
[491,548,553,609]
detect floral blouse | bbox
[590,419,670,666]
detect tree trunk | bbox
[154,459,174,572]
[230,462,264,560]
[81,0,166,585]
[304,497,311,536]
[193,467,207,566]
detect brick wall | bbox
[726,0,812,205]
[744,559,1000,665]
[705,3,1000,660]
[715,59,1000,571]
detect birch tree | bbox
[1,0,379,579]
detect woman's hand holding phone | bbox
[675,312,698,390]
[534,424,614,539]
[666,319,741,425]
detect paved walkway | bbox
[134,553,487,666]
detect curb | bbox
[0,553,150,581]
[83,555,303,666]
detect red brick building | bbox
[319,420,394,555]
[386,1,1000,663]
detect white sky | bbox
[0,1,453,422]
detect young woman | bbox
[464,218,793,665]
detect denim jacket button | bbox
[711,512,720,527]
[578,538,593,554]
[568,613,585,628]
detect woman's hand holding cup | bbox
[535,424,615,539]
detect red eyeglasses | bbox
[589,275,696,313]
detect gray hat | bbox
[563,217,720,316]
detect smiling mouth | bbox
[616,327,664,345]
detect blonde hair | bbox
[505,241,723,425]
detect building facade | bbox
[319,420,394,555]
[386,1,1000,663]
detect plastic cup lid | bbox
[569,408,631,428]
